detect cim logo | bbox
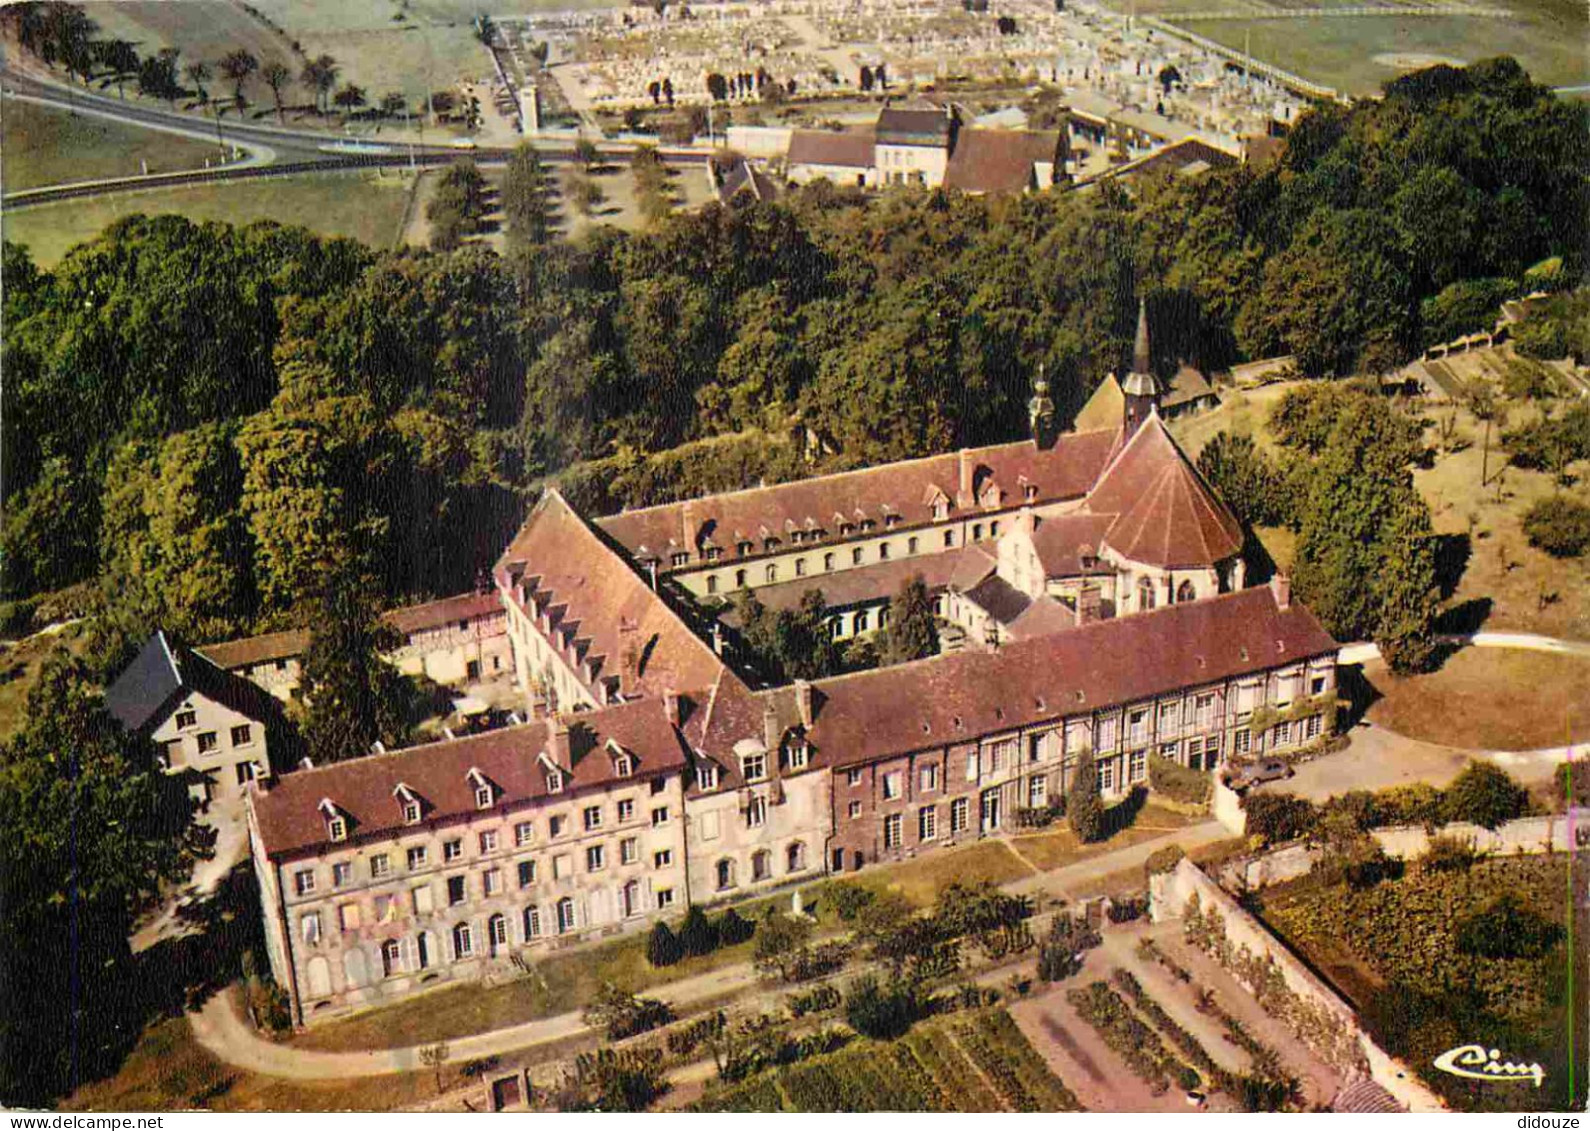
[1433,1045,1546,1088]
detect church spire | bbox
[1121,298,1160,437]
[1131,296,1151,377]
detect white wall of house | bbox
[151,693,271,804]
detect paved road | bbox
[187,821,1226,1079]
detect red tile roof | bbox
[803,584,1336,768]
[787,128,876,169]
[1027,512,1118,577]
[253,697,688,859]
[741,544,995,615]
[1084,416,1243,569]
[943,128,1062,194]
[496,490,732,701]
[198,593,504,670]
[593,432,1120,568]
[384,591,505,635]
[198,628,311,671]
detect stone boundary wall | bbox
[1150,857,1447,1112]
[1218,812,1581,891]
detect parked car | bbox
[1224,758,1293,791]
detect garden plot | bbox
[693,1009,1081,1112]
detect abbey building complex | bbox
[211,310,1341,1026]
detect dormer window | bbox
[547,769,564,793]
[884,513,901,528]
[933,499,949,521]
[1025,484,1039,501]
[467,767,493,809]
[839,522,856,536]
[705,546,722,562]
[699,762,719,790]
[670,552,689,567]
[788,742,809,771]
[394,783,423,825]
[737,540,753,556]
[318,798,346,841]
[741,750,767,782]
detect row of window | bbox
[169,716,253,758]
[699,522,1008,595]
[713,842,807,890]
[298,842,679,911]
[294,811,675,897]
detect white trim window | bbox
[950,797,969,834]
[453,921,475,959]
[883,813,903,849]
[919,806,937,841]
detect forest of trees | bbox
[1,57,1583,656]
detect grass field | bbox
[3,170,416,268]
[290,927,757,1053]
[1362,649,1590,749]
[62,1009,441,1112]
[1009,802,1200,873]
[2,99,224,192]
[1111,0,1586,94]
[77,1,300,96]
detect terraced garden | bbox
[692,1009,1082,1112]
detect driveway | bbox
[1260,722,1569,804]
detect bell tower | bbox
[1121,298,1160,436]
[1028,364,1057,450]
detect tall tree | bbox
[881,575,938,665]
[298,577,414,764]
[502,141,550,248]
[217,47,258,111]
[260,60,290,121]
[1067,745,1103,843]
[184,59,211,109]
[0,654,198,1106]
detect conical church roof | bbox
[1085,415,1244,569]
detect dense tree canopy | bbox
[2,56,1582,649]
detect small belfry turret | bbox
[1028,364,1057,450]
[1121,298,1160,436]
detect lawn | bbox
[692,1008,1080,1111]
[2,99,223,192]
[824,839,1035,909]
[62,1012,441,1112]
[1105,0,1586,94]
[1259,856,1588,1112]
[1361,649,1590,750]
[290,927,757,1053]
[3,169,416,268]
[0,622,91,742]
[1010,802,1199,873]
[76,1,300,104]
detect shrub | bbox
[1148,753,1213,806]
[1418,834,1481,874]
[1370,783,1445,829]
[666,1011,726,1056]
[1068,747,1104,843]
[787,983,841,1017]
[783,941,850,983]
[1555,758,1590,810]
[1036,913,1100,983]
[1143,844,1186,884]
[1522,496,1590,558]
[646,921,684,967]
[1455,893,1564,959]
[826,881,875,922]
[1442,761,1530,830]
[843,974,920,1040]
[717,908,755,946]
[582,984,675,1041]
[679,905,718,956]
[753,913,815,982]
[1320,790,1377,832]
[1242,792,1320,844]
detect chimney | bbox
[794,679,814,728]
[663,688,681,728]
[549,716,572,765]
[711,621,724,655]
[619,617,640,688]
[1078,585,1101,624]
[1270,573,1291,610]
[762,699,781,754]
[1017,506,1036,536]
[956,449,973,508]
